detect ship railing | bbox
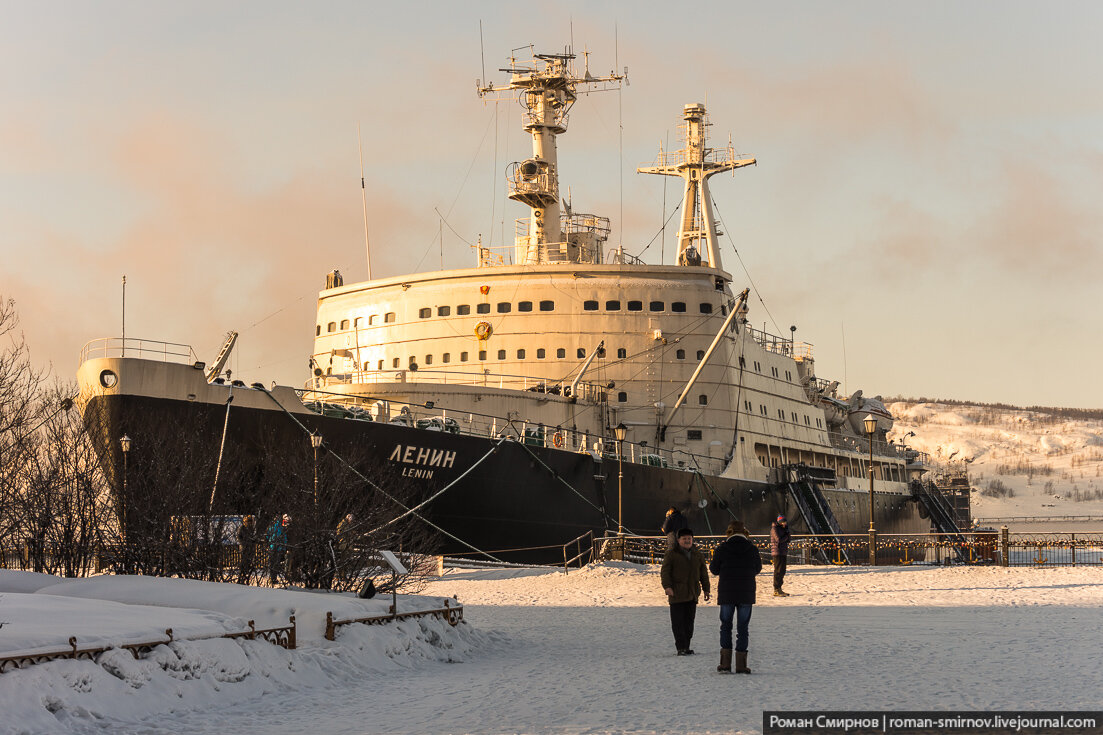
[607,247,645,265]
[825,431,925,464]
[291,383,729,474]
[745,324,813,361]
[475,237,603,266]
[79,337,199,366]
[640,145,748,170]
[591,531,1102,567]
[506,162,559,202]
[308,368,608,400]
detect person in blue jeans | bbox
[708,519,763,673]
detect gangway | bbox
[912,480,969,562]
[779,464,850,564]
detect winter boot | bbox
[735,651,751,674]
[774,588,789,597]
[717,648,732,673]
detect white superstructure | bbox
[306,49,916,490]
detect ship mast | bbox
[638,103,755,271]
[478,49,625,265]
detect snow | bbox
[2,401,1102,733]
[889,402,1103,522]
[3,563,1103,734]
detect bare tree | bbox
[0,297,48,555]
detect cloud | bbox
[969,158,1101,277]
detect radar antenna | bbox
[638,104,755,271]
[478,49,626,265]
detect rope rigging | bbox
[255,386,508,563]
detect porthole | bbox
[99,370,118,388]
[627,300,643,311]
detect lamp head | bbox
[119,434,131,453]
[614,423,627,442]
[863,414,877,436]
[310,433,323,449]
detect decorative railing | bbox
[324,599,463,640]
[593,530,1103,568]
[0,616,297,675]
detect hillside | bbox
[888,401,1103,521]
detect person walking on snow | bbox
[709,519,763,673]
[661,506,688,550]
[771,514,792,596]
[660,528,710,655]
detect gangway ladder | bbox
[782,465,850,564]
[913,481,969,562]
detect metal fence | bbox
[594,529,1103,568]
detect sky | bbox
[3,1,1101,408]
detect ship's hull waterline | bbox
[80,360,930,563]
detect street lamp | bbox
[614,423,627,535]
[119,434,131,540]
[863,413,877,566]
[310,433,323,505]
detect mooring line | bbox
[256,387,507,563]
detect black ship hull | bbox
[83,386,930,564]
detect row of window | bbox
[350,344,731,369]
[318,299,721,334]
[743,399,824,428]
[742,358,794,382]
[615,391,708,406]
[582,300,713,314]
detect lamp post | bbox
[119,434,131,541]
[863,414,877,566]
[310,433,323,506]
[614,423,627,536]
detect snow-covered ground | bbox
[889,402,1103,524]
[3,562,1102,735]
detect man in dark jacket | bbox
[661,506,688,550]
[709,519,763,673]
[660,528,710,655]
[770,514,792,596]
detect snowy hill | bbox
[888,401,1103,522]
